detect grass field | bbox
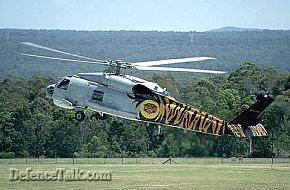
[0,161,290,190]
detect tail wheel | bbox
[154,124,164,142]
[154,134,164,142]
[75,111,85,122]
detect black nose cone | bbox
[46,85,54,98]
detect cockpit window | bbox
[57,79,70,90]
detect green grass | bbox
[0,163,290,190]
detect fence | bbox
[0,157,290,165]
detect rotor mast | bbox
[115,60,122,75]
[108,60,127,76]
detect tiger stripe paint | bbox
[134,94,226,136]
[127,90,273,138]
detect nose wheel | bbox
[75,110,85,122]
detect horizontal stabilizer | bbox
[227,123,268,138]
[227,93,275,138]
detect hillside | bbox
[0,29,290,80]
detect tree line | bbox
[0,63,289,158]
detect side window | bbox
[132,84,154,98]
[57,79,70,90]
[92,90,104,102]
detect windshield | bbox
[57,79,70,90]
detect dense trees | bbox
[0,64,289,158]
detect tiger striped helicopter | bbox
[21,42,274,141]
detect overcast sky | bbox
[1,0,290,31]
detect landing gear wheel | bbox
[154,134,164,142]
[75,111,85,122]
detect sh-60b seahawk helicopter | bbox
[21,42,274,141]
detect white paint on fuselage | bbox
[50,73,174,120]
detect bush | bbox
[0,152,15,159]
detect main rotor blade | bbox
[21,53,109,65]
[135,66,226,74]
[20,42,107,63]
[131,57,215,67]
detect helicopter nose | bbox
[45,84,55,99]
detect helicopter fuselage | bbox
[46,72,272,138]
[46,73,231,137]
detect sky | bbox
[1,0,290,32]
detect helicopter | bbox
[21,42,275,141]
